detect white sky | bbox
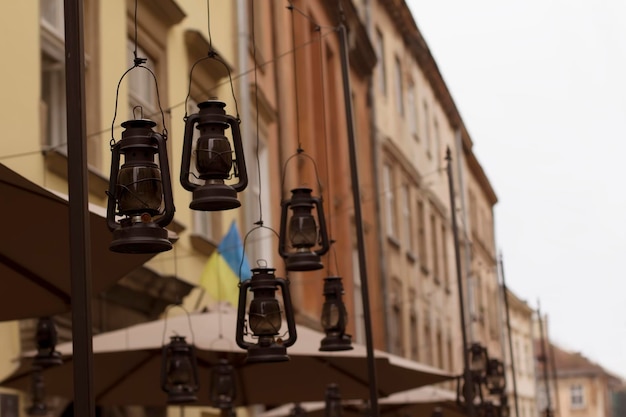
[405,0,626,379]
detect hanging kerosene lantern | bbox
[324,384,343,417]
[181,100,248,211]
[278,187,330,271]
[319,276,352,351]
[468,342,489,382]
[26,368,48,416]
[485,358,506,395]
[160,335,199,404]
[236,266,297,363]
[33,317,63,368]
[210,359,237,409]
[106,118,175,253]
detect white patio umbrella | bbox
[2,308,454,407]
[0,163,158,320]
[259,386,465,417]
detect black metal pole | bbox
[64,1,95,417]
[537,304,552,417]
[499,254,520,417]
[445,148,475,417]
[337,19,380,417]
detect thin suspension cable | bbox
[206,0,212,51]
[317,26,337,275]
[250,0,263,225]
[288,3,303,151]
[110,0,167,146]
[5,23,345,165]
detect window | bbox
[401,184,413,253]
[394,56,403,115]
[40,0,66,150]
[40,0,64,39]
[433,117,441,166]
[409,292,418,361]
[422,100,431,154]
[375,29,386,95]
[383,164,397,238]
[570,384,584,408]
[423,309,432,364]
[389,278,404,355]
[441,223,450,290]
[352,247,365,344]
[127,41,158,120]
[417,199,427,266]
[407,82,417,139]
[430,213,439,282]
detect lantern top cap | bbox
[323,275,343,281]
[198,99,227,109]
[290,187,313,194]
[169,335,188,342]
[121,118,157,129]
[251,266,277,275]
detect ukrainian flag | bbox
[200,221,252,306]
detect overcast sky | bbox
[405,1,626,379]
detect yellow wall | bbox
[0,2,44,179]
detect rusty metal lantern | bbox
[26,368,48,416]
[33,317,62,368]
[485,358,506,395]
[161,335,199,404]
[236,266,297,363]
[210,359,237,409]
[289,404,308,417]
[107,118,175,253]
[482,401,497,417]
[324,384,343,417]
[469,342,489,382]
[279,187,330,271]
[181,100,247,211]
[319,276,352,352]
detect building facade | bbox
[503,289,538,417]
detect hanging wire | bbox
[183,0,239,122]
[287,3,303,151]
[315,24,339,276]
[0,27,338,162]
[288,1,336,30]
[110,0,168,148]
[250,0,264,226]
[161,303,196,346]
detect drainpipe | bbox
[64,1,95,417]
[454,129,474,342]
[236,0,255,232]
[363,0,390,354]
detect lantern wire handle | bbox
[110,0,168,148]
[317,23,338,274]
[287,3,303,151]
[241,225,281,279]
[161,304,196,346]
[280,149,324,197]
[183,0,240,122]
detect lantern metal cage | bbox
[319,276,352,351]
[278,187,330,271]
[235,266,297,363]
[181,100,248,211]
[106,118,175,254]
[160,335,200,404]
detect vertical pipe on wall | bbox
[446,148,475,417]
[64,1,95,417]
[454,129,475,342]
[337,17,380,417]
[499,254,520,417]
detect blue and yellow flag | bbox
[200,221,252,306]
